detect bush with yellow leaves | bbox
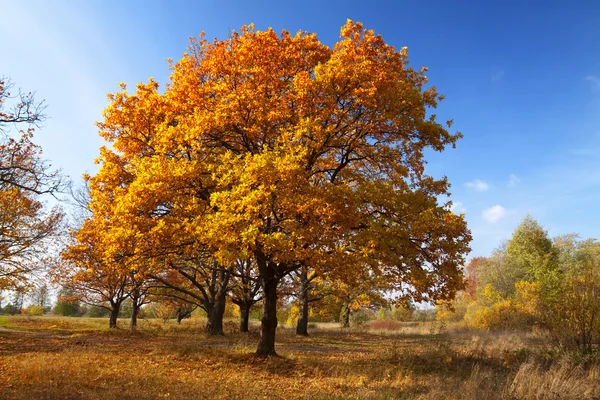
[464,281,540,331]
[24,305,45,316]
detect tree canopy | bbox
[73,21,471,355]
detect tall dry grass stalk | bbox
[508,360,600,399]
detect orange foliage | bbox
[74,21,471,354]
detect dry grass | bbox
[508,360,600,399]
[0,316,598,399]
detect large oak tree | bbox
[84,21,470,356]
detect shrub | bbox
[464,300,514,330]
[276,303,291,327]
[369,320,403,331]
[391,305,413,321]
[412,308,436,322]
[86,305,110,318]
[285,304,299,327]
[464,281,540,331]
[118,299,133,318]
[2,303,20,315]
[24,305,44,315]
[223,299,240,319]
[543,267,600,353]
[436,292,471,323]
[53,298,82,317]
[351,309,371,326]
[377,305,413,322]
[249,304,263,320]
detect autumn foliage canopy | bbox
[66,21,471,355]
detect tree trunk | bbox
[256,274,279,357]
[340,302,350,328]
[205,304,215,332]
[176,307,191,324]
[130,301,139,330]
[204,267,229,335]
[206,292,226,335]
[239,302,251,333]
[296,269,309,336]
[109,303,120,329]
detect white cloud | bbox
[508,174,520,187]
[482,205,507,223]
[465,179,489,192]
[585,75,600,90]
[450,201,466,214]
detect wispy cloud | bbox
[465,179,489,192]
[482,205,507,223]
[492,70,505,82]
[450,201,466,214]
[508,174,520,187]
[585,75,600,90]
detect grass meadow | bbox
[1,316,599,399]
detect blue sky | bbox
[2,0,599,257]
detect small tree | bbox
[59,216,131,329]
[292,267,325,336]
[126,271,151,330]
[149,259,232,335]
[334,280,388,328]
[230,259,261,332]
[53,287,82,316]
[32,283,50,308]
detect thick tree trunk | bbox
[340,302,350,328]
[205,267,230,335]
[130,301,139,330]
[206,291,226,335]
[256,274,279,356]
[109,303,120,329]
[239,302,251,333]
[296,269,309,336]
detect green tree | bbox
[53,287,82,317]
[505,215,557,285]
[476,216,557,299]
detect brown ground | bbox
[0,316,597,399]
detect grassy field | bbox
[0,316,598,399]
